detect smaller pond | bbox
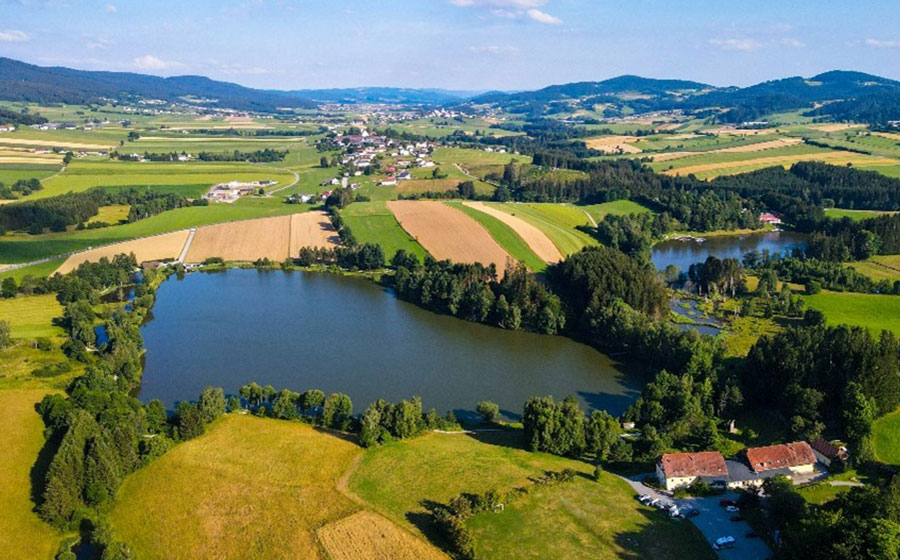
[651,231,807,273]
[669,299,724,336]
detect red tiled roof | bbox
[659,452,727,478]
[745,442,816,472]
[811,438,847,460]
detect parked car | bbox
[725,505,740,513]
[720,499,737,507]
[638,495,652,504]
[682,508,700,518]
[714,536,736,550]
[649,498,660,508]
[730,516,745,522]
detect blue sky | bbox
[1,0,898,91]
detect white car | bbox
[714,536,736,550]
[725,505,740,512]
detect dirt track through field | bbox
[185,211,339,262]
[463,201,562,263]
[317,511,448,560]
[387,200,511,272]
[56,230,190,273]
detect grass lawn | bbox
[803,291,900,335]
[109,415,363,560]
[350,431,711,559]
[0,389,63,559]
[797,482,850,505]
[0,294,65,339]
[850,258,900,282]
[0,259,65,282]
[467,474,714,560]
[87,204,130,225]
[490,203,597,256]
[446,201,547,272]
[341,201,427,261]
[0,198,310,264]
[874,409,900,465]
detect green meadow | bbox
[489,202,597,256]
[446,201,547,272]
[803,291,900,335]
[874,409,900,465]
[340,201,427,261]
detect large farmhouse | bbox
[656,452,728,491]
[657,441,820,491]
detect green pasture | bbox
[803,291,900,335]
[340,201,427,261]
[446,201,547,271]
[489,202,597,255]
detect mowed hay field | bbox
[317,511,447,560]
[387,200,511,271]
[490,203,597,256]
[0,294,65,339]
[0,389,62,559]
[185,211,338,262]
[350,431,712,560]
[462,201,562,263]
[110,416,364,560]
[55,229,190,273]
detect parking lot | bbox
[623,477,772,560]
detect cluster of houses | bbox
[204,180,275,203]
[656,439,848,491]
[328,129,437,187]
[0,124,14,133]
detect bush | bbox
[475,400,500,423]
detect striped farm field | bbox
[461,201,562,263]
[489,203,597,256]
[340,201,427,261]
[316,511,447,560]
[185,211,338,263]
[387,200,512,271]
[56,229,190,273]
[448,202,547,271]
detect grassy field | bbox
[341,201,427,261]
[850,257,900,282]
[0,259,66,282]
[447,201,547,272]
[350,431,712,560]
[581,200,653,223]
[0,389,63,559]
[0,163,61,185]
[110,415,364,560]
[0,198,311,264]
[803,291,900,334]
[87,204,130,225]
[490,203,597,256]
[467,474,714,560]
[0,295,65,339]
[874,409,900,465]
[824,208,897,221]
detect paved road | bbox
[622,477,772,560]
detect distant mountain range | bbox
[1,57,900,123]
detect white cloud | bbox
[451,0,560,25]
[526,8,561,25]
[105,3,117,13]
[84,35,113,49]
[133,54,180,70]
[865,38,900,48]
[780,38,805,48]
[0,30,30,42]
[708,38,763,52]
[468,45,520,55]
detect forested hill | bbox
[280,87,481,105]
[464,70,900,123]
[0,57,315,112]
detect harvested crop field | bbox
[462,201,562,263]
[0,137,113,150]
[710,137,803,153]
[585,135,642,153]
[317,511,447,560]
[186,211,338,262]
[56,230,190,273]
[664,151,898,177]
[387,200,512,271]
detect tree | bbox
[322,393,352,429]
[585,410,621,461]
[457,181,476,199]
[299,389,325,414]
[197,386,225,424]
[174,401,204,440]
[145,400,167,434]
[359,402,386,448]
[270,389,299,420]
[320,156,330,168]
[1,277,17,298]
[843,381,876,464]
[475,401,500,423]
[0,320,10,349]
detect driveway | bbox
[622,477,772,560]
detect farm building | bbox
[656,451,728,491]
[759,212,782,225]
[810,438,849,467]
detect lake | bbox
[139,269,643,419]
[651,231,807,273]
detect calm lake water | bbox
[651,231,807,273]
[139,269,642,419]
